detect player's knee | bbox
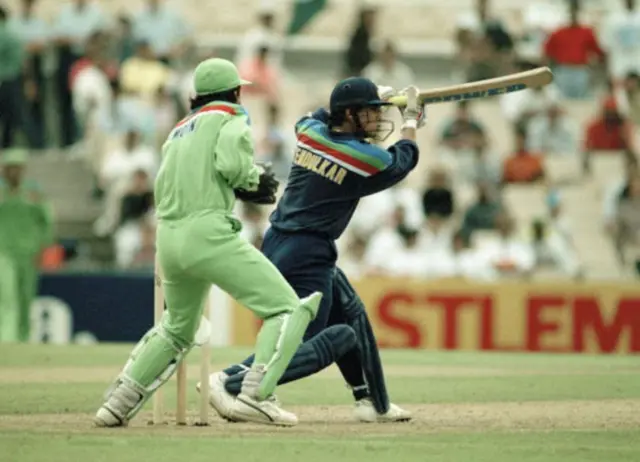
[321,324,357,358]
[333,269,366,319]
[160,320,196,350]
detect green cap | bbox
[2,149,28,166]
[193,58,251,96]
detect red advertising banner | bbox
[232,278,640,354]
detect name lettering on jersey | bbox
[293,148,347,185]
[169,118,197,140]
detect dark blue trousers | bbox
[262,228,339,339]
[223,228,371,400]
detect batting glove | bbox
[377,85,397,102]
[399,86,427,130]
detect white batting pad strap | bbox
[264,313,288,371]
[194,315,212,347]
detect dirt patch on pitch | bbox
[1,400,639,436]
[1,365,637,384]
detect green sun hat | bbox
[193,58,252,96]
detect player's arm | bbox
[352,140,420,197]
[215,115,261,191]
[353,86,425,196]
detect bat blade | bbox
[388,67,553,107]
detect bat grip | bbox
[388,95,408,107]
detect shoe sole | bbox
[358,417,413,423]
[195,381,241,423]
[235,395,297,427]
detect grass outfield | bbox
[0,345,639,462]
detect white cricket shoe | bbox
[354,398,412,423]
[233,393,298,427]
[196,371,240,422]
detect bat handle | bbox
[388,95,408,107]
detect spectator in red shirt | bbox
[583,96,635,173]
[238,45,281,104]
[503,127,546,184]
[543,0,605,99]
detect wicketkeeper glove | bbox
[234,162,280,205]
[399,86,427,130]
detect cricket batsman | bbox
[0,149,53,343]
[199,77,426,422]
[94,58,322,428]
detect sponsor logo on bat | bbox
[422,83,527,104]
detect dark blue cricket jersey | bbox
[269,109,420,240]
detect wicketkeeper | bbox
[95,58,322,428]
[200,77,427,422]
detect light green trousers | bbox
[156,214,299,346]
[0,252,37,343]
[123,213,317,403]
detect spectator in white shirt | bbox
[526,102,579,156]
[133,0,188,63]
[363,206,427,277]
[70,31,114,173]
[477,212,536,279]
[418,214,455,262]
[520,2,567,62]
[531,190,583,278]
[424,230,496,280]
[235,7,283,69]
[114,169,155,268]
[600,0,640,83]
[349,184,424,239]
[94,130,158,236]
[603,152,639,233]
[338,233,369,280]
[362,40,416,91]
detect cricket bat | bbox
[388,66,553,107]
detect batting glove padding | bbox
[376,85,397,102]
[234,162,280,205]
[399,86,427,129]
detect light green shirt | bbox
[0,178,53,258]
[154,101,260,222]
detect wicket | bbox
[152,259,211,426]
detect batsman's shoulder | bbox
[295,116,321,134]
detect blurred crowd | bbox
[1,0,640,279]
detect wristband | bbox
[402,119,417,130]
